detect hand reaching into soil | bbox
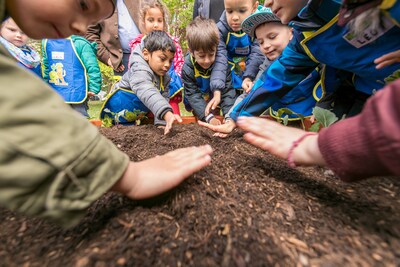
[236,117,326,166]
[163,111,183,135]
[198,119,236,138]
[111,145,213,199]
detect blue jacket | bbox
[210,11,265,91]
[230,0,400,120]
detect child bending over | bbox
[200,6,323,137]
[182,17,236,125]
[129,0,184,115]
[101,30,181,135]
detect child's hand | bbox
[374,50,400,69]
[209,117,221,126]
[198,119,236,138]
[242,78,254,93]
[88,92,96,97]
[205,91,221,116]
[111,145,213,200]
[163,111,182,135]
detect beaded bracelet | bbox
[287,132,318,168]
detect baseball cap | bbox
[241,5,281,38]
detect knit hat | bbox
[241,5,281,38]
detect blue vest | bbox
[226,32,252,88]
[269,69,322,120]
[100,78,165,125]
[299,4,400,95]
[43,38,87,103]
[168,62,183,98]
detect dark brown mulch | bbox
[1,124,399,267]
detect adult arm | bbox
[85,23,111,66]
[318,80,400,181]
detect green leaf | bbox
[312,107,338,128]
[309,123,321,132]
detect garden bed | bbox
[1,124,399,266]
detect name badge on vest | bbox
[343,15,394,48]
[51,51,65,60]
[235,46,250,56]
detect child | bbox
[228,0,400,121]
[199,6,323,136]
[210,0,265,96]
[129,0,184,115]
[203,0,400,137]
[101,30,181,135]
[182,17,236,125]
[0,0,213,228]
[0,18,41,76]
[42,35,102,118]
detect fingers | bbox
[164,123,172,135]
[243,132,273,151]
[236,116,277,135]
[175,114,182,123]
[213,132,229,138]
[198,120,219,131]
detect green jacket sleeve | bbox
[0,45,129,228]
[74,37,102,94]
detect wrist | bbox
[288,133,321,168]
[205,114,215,123]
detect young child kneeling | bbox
[101,30,181,135]
[182,17,236,125]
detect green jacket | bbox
[42,35,102,94]
[0,1,129,228]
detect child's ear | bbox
[252,1,259,12]
[142,48,149,61]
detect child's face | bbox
[6,0,114,39]
[1,19,29,47]
[264,0,308,24]
[224,0,258,32]
[255,22,292,61]
[192,49,217,70]
[143,7,165,34]
[143,49,174,77]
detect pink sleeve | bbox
[171,36,184,76]
[318,80,400,181]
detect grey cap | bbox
[241,5,281,38]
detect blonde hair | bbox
[347,8,381,35]
[139,0,169,32]
[186,17,219,53]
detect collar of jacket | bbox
[289,0,341,31]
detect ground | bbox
[1,124,399,267]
